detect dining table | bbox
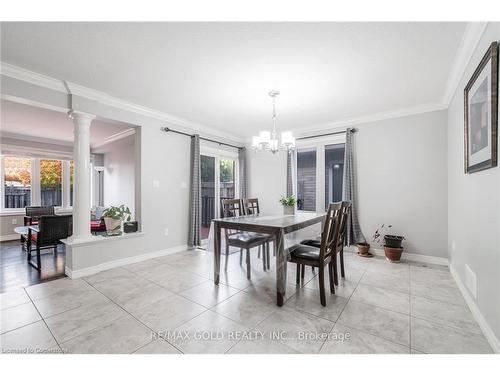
[211,212,325,306]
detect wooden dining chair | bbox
[220,198,268,278]
[242,198,274,268]
[287,202,343,306]
[300,201,350,285]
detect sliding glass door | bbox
[201,155,216,241]
[200,153,238,241]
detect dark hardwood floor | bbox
[0,240,66,293]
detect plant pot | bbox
[104,217,122,235]
[356,242,373,258]
[384,246,403,263]
[283,205,295,215]
[384,235,404,248]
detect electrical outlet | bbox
[164,228,169,236]
[465,264,477,299]
[153,180,160,188]
[12,218,17,225]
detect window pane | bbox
[219,159,235,200]
[4,156,31,208]
[201,155,215,240]
[325,144,345,210]
[297,148,316,211]
[40,159,62,206]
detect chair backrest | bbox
[242,198,260,215]
[220,198,243,239]
[220,198,243,218]
[37,215,73,247]
[318,202,343,264]
[26,205,55,218]
[337,201,351,248]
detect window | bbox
[1,155,76,211]
[3,156,32,209]
[40,159,63,206]
[297,148,317,211]
[295,139,346,212]
[324,144,345,209]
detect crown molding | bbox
[91,128,136,150]
[289,101,447,140]
[0,131,74,148]
[442,22,488,106]
[0,62,67,93]
[1,61,243,144]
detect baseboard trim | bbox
[65,244,189,279]
[346,246,449,266]
[450,264,500,353]
[0,234,20,242]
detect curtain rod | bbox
[296,128,356,141]
[161,127,243,150]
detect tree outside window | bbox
[4,156,31,208]
[40,159,62,206]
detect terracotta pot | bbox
[104,217,122,235]
[357,243,370,255]
[283,206,295,215]
[384,246,403,262]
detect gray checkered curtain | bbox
[343,128,366,245]
[286,150,294,196]
[238,147,248,199]
[188,135,201,248]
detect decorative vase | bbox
[104,217,123,235]
[283,205,295,215]
[384,246,403,262]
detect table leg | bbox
[275,229,286,306]
[214,222,221,285]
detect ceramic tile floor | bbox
[0,249,493,354]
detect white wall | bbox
[248,110,448,258]
[356,110,448,257]
[447,23,500,346]
[247,149,288,214]
[102,135,136,217]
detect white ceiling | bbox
[1,22,467,138]
[0,99,134,148]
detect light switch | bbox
[153,180,160,188]
[181,181,187,189]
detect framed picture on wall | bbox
[464,41,498,174]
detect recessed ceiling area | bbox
[0,99,135,148]
[1,22,468,138]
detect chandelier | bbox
[252,90,295,154]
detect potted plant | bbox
[102,205,131,235]
[373,224,405,262]
[356,242,372,257]
[279,196,297,215]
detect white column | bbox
[69,111,95,240]
[61,160,71,208]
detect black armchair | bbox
[24,205,55,225]
[28,214,72,270]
